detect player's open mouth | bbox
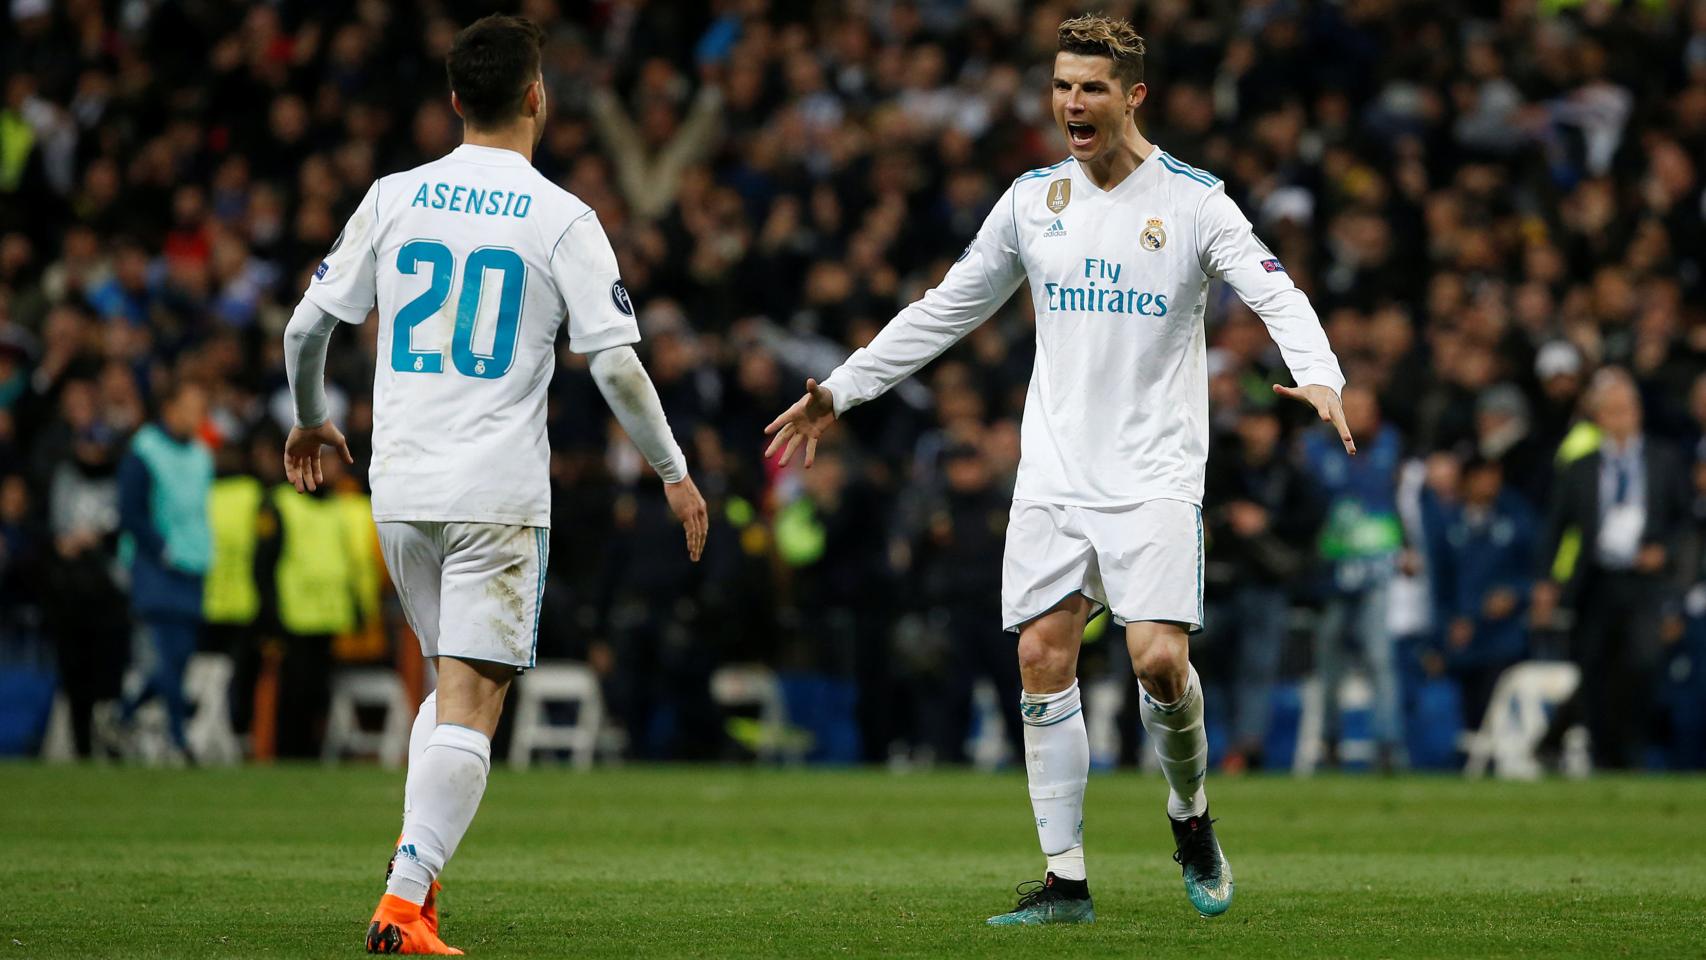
[1067,121,1096,148]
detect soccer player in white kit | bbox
[765,14,1353,924]
[280,16,708,955]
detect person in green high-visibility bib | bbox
[1302,385,1407,771]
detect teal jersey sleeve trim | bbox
[1158,153,1219,187]
[1013,158,1072,183]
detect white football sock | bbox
[387,723,491,905]
[1020,681,1088,881]
[1139,663,1209,820]
[1046,846,1086,883]
[402,690,437,820]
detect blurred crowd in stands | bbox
[1,0,1705,770]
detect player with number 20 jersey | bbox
[307,144,638,530]
[282,15,707,955]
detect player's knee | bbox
[1129,624,1189,700]
[1016,633,1075,691]
[433,657,514,736]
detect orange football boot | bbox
[366,894,462,955]
[387,835,444,934]
[421,880,443,935]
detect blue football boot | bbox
[1171,810,1234,916]
[985,873,1095,926]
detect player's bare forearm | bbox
[763,379,837,468]
[1273,383,1356,455]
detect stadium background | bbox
[1,0,1705,776]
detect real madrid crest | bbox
[1046,179,1071,214]
[1140,217,1167,251]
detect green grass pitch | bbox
[2,765,1702,958]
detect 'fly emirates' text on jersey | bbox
[821,149,1345,507]
[304,144,639,527]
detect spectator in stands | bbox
[1426,456,1537,729]
[912,438,1021,765]
[115,378,212,757]
[1305,385,1406,770]
[252,450,361,758]
[39,376,127,756]
[1474,384,1549,509]
[1534,369,1690,769]
[1202,403,1323,771]
[216,425,279,751]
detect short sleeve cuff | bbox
[303,288,373,325]
[569,325,641,355]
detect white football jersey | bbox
[304,144,639,527]
[821,148,1345,507]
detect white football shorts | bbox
[1001,498,1204,633]
[376,520,549,671]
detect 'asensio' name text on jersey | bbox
[819,149,1345,507]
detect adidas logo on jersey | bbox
[1044,218,1067,238]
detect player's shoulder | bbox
[1150,150,1227,208]
[1009,157,1074,193]
[535,184,602,255]
[535,180,594,226]
[1152,150,1222,188]
[365,153,455,219]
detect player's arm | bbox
[281,300,353,493]
[554,210,707,561]
[588,343,704,562]
[765,186,1026,467]
[1198,188,1354,454]
[282,181,379,492]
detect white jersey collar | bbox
[450,143,533,166]
[1071,142,1162,196]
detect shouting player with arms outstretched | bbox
[766,14,1351,925]
[282,16,707,954]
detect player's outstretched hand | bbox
[763,378,837,468]
[665,475,709,562]
[283,422,354,493]
[1273,383,1356,455]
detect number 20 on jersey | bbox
[391,239,527,380]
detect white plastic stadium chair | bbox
[40,692,78,763]
[183,652,242,766]
[1084,675,1129,769]
[507,661,604,770]
[1460,660,1582,780]
[710,664,803,764]
[966,678,1012,771]
[1292,670,1376,775]
[322,667,411,767]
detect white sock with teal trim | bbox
[1139,664,1208,820]
[1020,681,1088,881]
[402,690,437,820]
[387,723,491,905]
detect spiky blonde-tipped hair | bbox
[1057,13,1146,87]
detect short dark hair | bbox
[446,15,545,130]
[1057,14,1146,88]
